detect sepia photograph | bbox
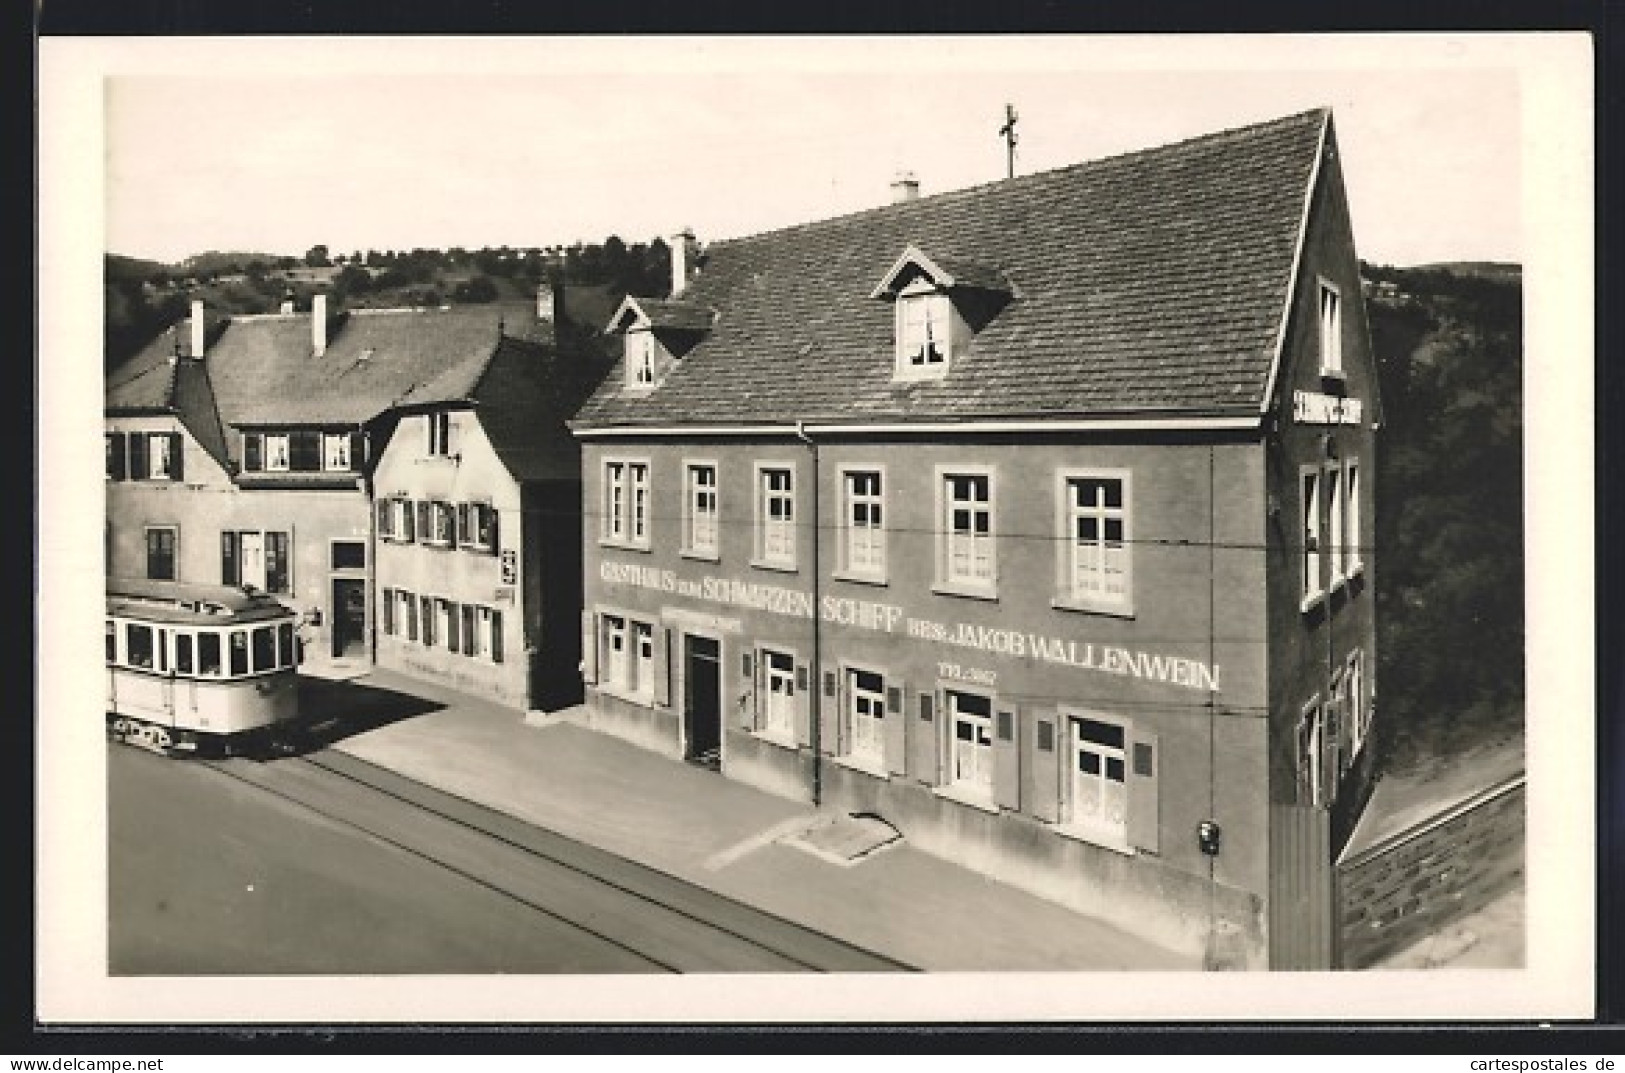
[37,31,1594,1024]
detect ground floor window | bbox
[947,689,994,801]
[1348,649,1370,757]
[1297,697,1324,807]
[145,526,177,581]
[846,667,886,767]
[1066,714,1128,841]
[760,648,797,738]
[601,613,644,695]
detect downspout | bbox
[794,420,822,807]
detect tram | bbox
[106,577,304,756]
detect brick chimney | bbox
[890,171,920,204]
[189,299,205,358]
[670,228,698,298]
[312,293,328,357]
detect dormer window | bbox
[871,244,1012,385]
[896,281,952,376]
[627,331,657,390]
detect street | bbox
[108,743,909,975]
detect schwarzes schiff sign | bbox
[598,560,1221,693]
[1293,389,1363,425]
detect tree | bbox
[304,244,331,268]
[452,274,498,303]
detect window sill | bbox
[598,684,658,709]
[1300,590,1325,614]
[680,548,720,564]
[750,558,799,575]
[751,727,800,751]
[931,581,998,603]
[832,753,889,780]
[1319,367,1347,384]
[931,782,999,814]
[1053,822,1136,857]
[1050,596,1134,619]
[599,538,653,554]
[891,366,950,383]
[831,569,888,588]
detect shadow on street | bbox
[296,677,445,750]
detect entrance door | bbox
[683,635,722,767]
[239,533,266,590]
[331,578,367,658]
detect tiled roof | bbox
[471,336,601,482]
[106,335,179,413]
[576,108,1329,428]
[609,296,718,334]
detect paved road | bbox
[108,743,910,975]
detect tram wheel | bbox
[150,726,174,752]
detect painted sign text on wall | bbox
[599,560,1221,693]
[1293,389,1364,426]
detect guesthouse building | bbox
[570,109,1380,969]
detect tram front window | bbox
[277,622,295,668]
[105,621,116,663]
[126,624,154,669]
[251,626,276,673]
[198,632,222,676]
[229,631,249,675]
[176,633,194,674]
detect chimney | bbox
[670,228,698,298]
[536,281,557,322]
[189,299,205,358]
[312,293,328,356]
[890,170,920,204]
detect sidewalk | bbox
[301,667,1195,972]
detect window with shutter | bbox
[221,532,238,586]
[129,434,149,481]
[1126,730,1160,853]
[265,531,290,593]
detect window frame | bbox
[681,460,720,561]
[625,330,658,391]
[1343,457,1363,578]
[1298,696,1325,808]
[841,662,889,774]
[754,645,799,743]
[893,280,953,381]
[1054,468,1133,616]
[753,462,798,572]
[601,457,652,550]
[942,686,997,806]
[1059,709,1133,851]
[322,431,352,472]
[426,411,454,458]
[144,525,178,581]
[934,465,998,599]
[1300,465,1323,611]
[836,466,887,585]
[1347,649,1370,758]
[263,432,292,472]
[1327,464,1345,589]
[1317,278,1344,379]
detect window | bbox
[1301,468,1321,608]
[1319,281,1343,377]
[895,285,952,377]
[684,464,719,557]
[846,667,886,768]
[420,595,437,647]
[229,630,249,675]
[1067,715,1128,842]
[331,540,366,570]
[842,470,885,580]
[947,690,994,801]
[1298,697,1324,807]
[426,412,453,457]
[125,623,154,669]
[105,620,117,663]
[604,615,629,689]
[1062,473,1130,611]
[393,498,416,542]
[1344,459,1362,576]
[398,589,418,642]
[221,531,291,594]
[251,626,277,673]
[437,599,459,651]
[757,466,795,568]
[941,471,994,593]
[626,331,657,389]
[458,502,499,552]
[1348,650,1370,758]
[147,433,173,479]
[175,633,194,674]
[145,527,177,581]
[323,432,352,471]
[106,433,127,480]
[631,621,655,699]
[198,632,222,676]
[761,648,797,739]
[603,460,650,547]
[424,501,456,546]
[264,433,291,471]
[127,432,182,481]
[1327,467,1345,586]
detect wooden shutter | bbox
[818,669,841,757]
[169,433,184,480]
[108,432,127,480]
[651,627,669,706]
[994,705,1021,810]
[266,531,289,593]
[793,663,814,747]
[420,596,434,646]
[416,501,430,541]
[1027,710,1061,822]
[1127,728,1160,853]
[375,499,390,538]
[883,681,907,775]
[456,503,469,546]
[488,507,500,554]
[461,605,476,656]
[381,588,394,635]
[348,430,365,470]
[739,650,757,729]
[909,691,936,785]
[490,610,504,663]
[220,532,238,586]
[129,434,149,480]
[244,433,262,472]
[447,601,461,652]
[580,610,597,684]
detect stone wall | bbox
[1336,777,1523,969]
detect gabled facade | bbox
[570,109,1380,969]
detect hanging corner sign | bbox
[500,549,517,584]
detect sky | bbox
[95,35,1543,269]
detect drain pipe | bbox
[795,419,823,808]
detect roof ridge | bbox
[703,107,1328,253]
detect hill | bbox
[1362,262,1523,772]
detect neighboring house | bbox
[105,291,599,673]
[371,321,604,711]
[570,109,1380,970]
